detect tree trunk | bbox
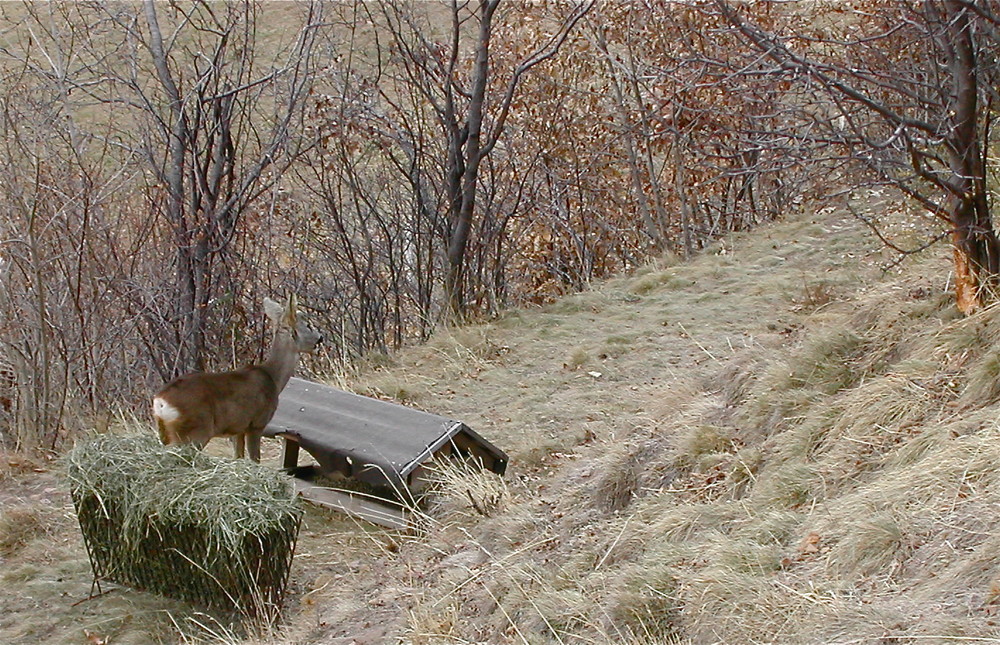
[445,0,499,320]
[145,0,206,373]
[945,0,997,314]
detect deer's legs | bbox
[247,432,262,463]
[232,434,246,459]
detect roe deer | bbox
[153,295,322,462]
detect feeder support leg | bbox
[282,437,300,471]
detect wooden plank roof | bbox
[264,378,507,490]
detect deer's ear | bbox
[264,297,284,324]
[285,294,298,326]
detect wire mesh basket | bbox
[67,434,302,622]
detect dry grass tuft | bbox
[671,424,732,471]
[627,268,684,296]
[805,375,940,486]
[424,324,509,371]
[593,446,642,514]
[565,346,590,370]
[0,505,48,556]
[825,510,911,580]
[407,602,460,645]
[359,372,426,404]
[751,462,820,509]
[776,323,866,394]
[961,344,1000,407]
[607,560,683,640]
[424,457,509,519]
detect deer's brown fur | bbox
[153,295,321,462]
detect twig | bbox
[595,513,634,570]
[466,488,488,516]
[71,586,120,607]
[677,322,720,364]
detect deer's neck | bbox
[260,330,299,392]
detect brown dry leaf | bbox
[987,579,1000,604]
[84,629,109,645]
[799,531,822,555]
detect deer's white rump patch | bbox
[152,397,181,423]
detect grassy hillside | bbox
[5,196,1000,644]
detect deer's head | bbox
[264,294,322,353]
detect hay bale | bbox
[66,434,302,620]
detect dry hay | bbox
[65,434,302,622]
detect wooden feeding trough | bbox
[264,378,508,529]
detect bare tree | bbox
[0,13,143,447]
[716,0,1000,313]
[135,1,324,372]
[0,2,329,446]
[378,0,594,319]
